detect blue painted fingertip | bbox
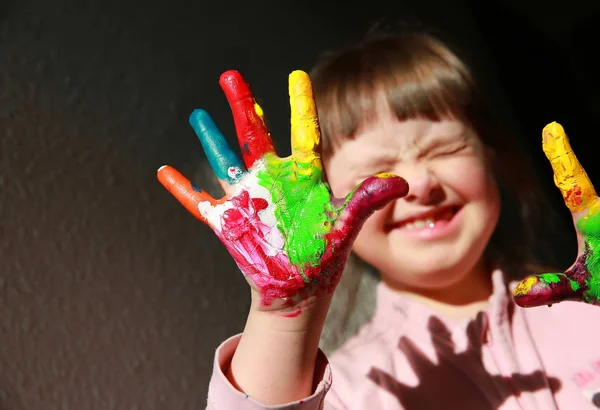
[189,109,244,184]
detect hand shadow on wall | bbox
[368,315,561,409]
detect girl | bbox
[158,29,600,409]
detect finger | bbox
[219,70,275,168]
[542,122,599,214]
[397,336,432,373]
[157,165,216,225]
[513,271,586,307]
[426,316,456,359]
[189,109,245,186]
[339,173,409,235]
[289,70,321,157]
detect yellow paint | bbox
[254,103,265,121]
[375,172,397,178]
[542,121,598,213]
[513,276,538,296]
[289,70,321,163]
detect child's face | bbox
[325,110,501,292]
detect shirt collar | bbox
[372,268,511,338]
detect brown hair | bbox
[310,29,562,274]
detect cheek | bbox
[440,158,498,202]
[324,163,353,199]
[354,202,390,241]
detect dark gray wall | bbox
[0,0,595,408]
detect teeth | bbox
[404,218,436,230]
[398,207,458,230]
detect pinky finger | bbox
[157,165,216,225]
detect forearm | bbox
[226,293,332,405]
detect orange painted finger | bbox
[157,165,216,224]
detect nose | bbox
[398,162,444,205]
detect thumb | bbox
[513,271,586,307]
[341,172,409,232]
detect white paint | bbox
[227,166,243,181]
[198,200,233,232]
[198,159,284,257]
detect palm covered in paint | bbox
[514,122,600,307]
[158,70,408,311]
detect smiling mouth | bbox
[389,206,461,231]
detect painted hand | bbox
[514,122,600,307]
[157,70,408,312]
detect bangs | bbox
[311,33,475,152]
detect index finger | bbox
[542,121,598,213]
[219,70,275,168]
[289,70,321,157]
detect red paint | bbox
[343,175,409,227]
[280,309,302,318]
[514,248,589,307]
[215,189,306,305]
[160,155,409,308]
[565,186,583,207]
[219,70,275,168]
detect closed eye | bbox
[428,144,469,158]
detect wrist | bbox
[227,292,332,404]
[248,288,333,333]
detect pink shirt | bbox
[207,269,600,409]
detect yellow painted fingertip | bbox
[375,172,397,178]
[289,70,320,154]
[289,70,312,96]
[513,276,538,297]
[542,121,596,213]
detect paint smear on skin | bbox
[197,155,407,306]
[251,70,339,281]
[193,71,409,305]
[219,71,275,168]
[256,153,339,281]
[189,109,244,185]
[209,186,306,304]
[537,273,581,292]
[289,71,322,157]
[578,215,600,302]
[542,122,598,214]
[545,121,600,303]
[202,161,284,253]
[513,122,600,306]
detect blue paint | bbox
[191,183,202,193]
[189,109,244,184]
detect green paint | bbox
[539,273,561,284]
[577,211,600,302]
[536,272,580,297]
[256,154,341,280]
[570,280,580,291]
